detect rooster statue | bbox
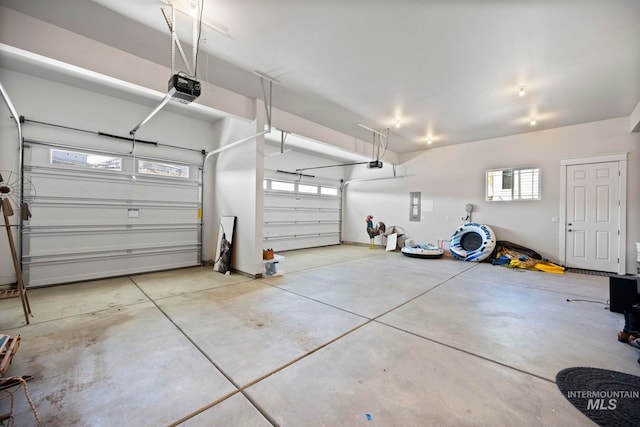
[365,215,386,249]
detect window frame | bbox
[137,160,190,179]
[50,148,122,171]
[263,179,340,197]
[486,167,541,201]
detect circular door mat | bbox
[556,367,640,427]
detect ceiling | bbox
[1,0,639,155]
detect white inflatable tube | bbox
[449,223,496,262]
[401,243,444,259]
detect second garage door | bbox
[263,172,342,252]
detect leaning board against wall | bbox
[263,170,342,252]
[22,140,202,287]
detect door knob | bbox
[567,223,572,226]
[568,229,573,232]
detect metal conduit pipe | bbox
[203,129,270,164]
[0,80,22,145]
[129,94,172,137]
[0,78,25,266]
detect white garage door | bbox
[263,171,342,252]
[22,139,202,287]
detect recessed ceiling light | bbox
[518,86,527,97]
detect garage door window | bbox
[51,149,122,171]
[271,181,295,192]
[138,160,189,178]
[320,186,338,196]
[298,184,318,194]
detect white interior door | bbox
[565,161,620,272]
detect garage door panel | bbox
[28,169,200,203]
[28,205,198,226]
[264,222,340,236]
[22,140,202,287]
[24,249,198,287]
[264,194,340,210]
[264,235,340,252]
[24,227,198,256]
[264,209,339,223]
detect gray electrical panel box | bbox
[410,192,421,221]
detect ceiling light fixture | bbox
[395,119,401,128]
[530,117,537,126]
[518,86,527,97]
[427,138,432,145]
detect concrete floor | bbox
[1,244,638,426]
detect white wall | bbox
[0,68,219,285]
[343,117,640,273]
